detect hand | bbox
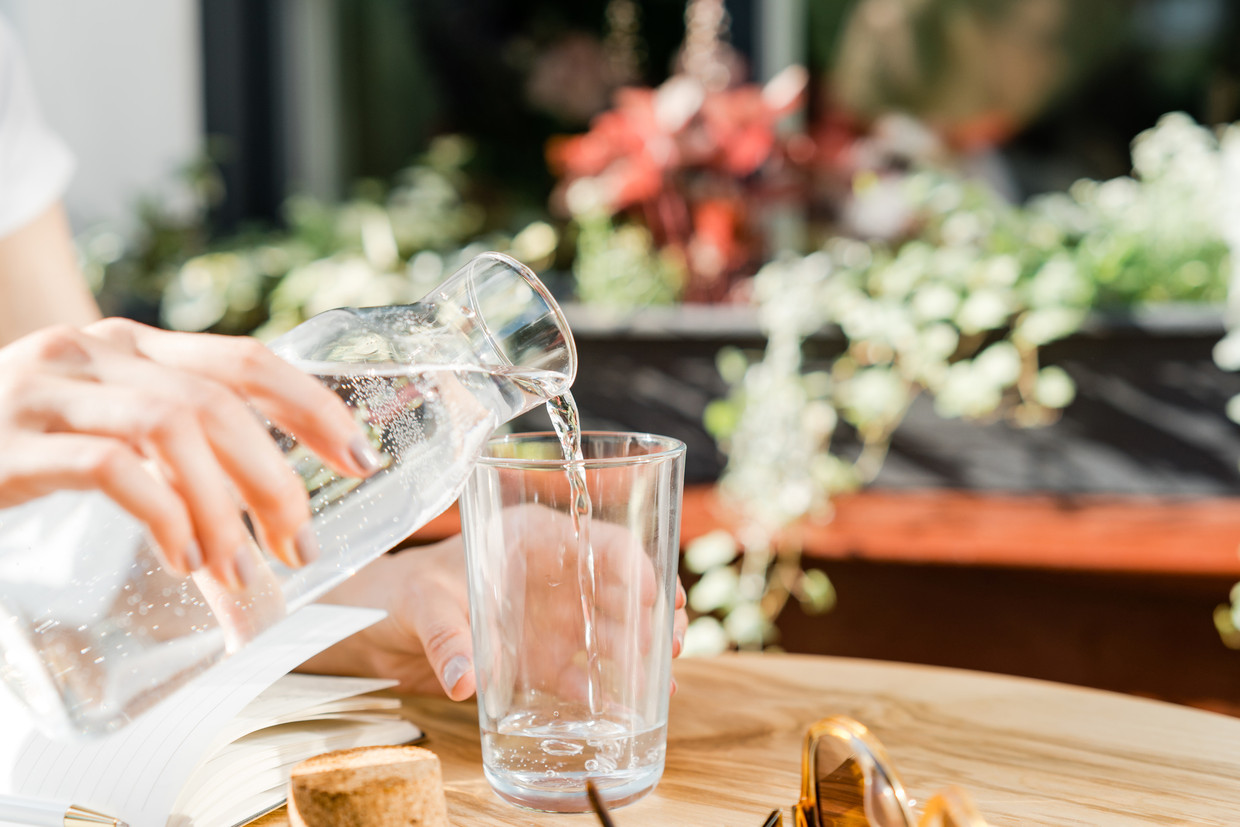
[300,536,475,699]
[300,522,690,701]
[0,319,380,588]
[481,503,679,704]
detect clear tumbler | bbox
[460,431,686,812]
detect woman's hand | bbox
[301,525,691,701]
[0,318,381,588]
[300,537,478,699]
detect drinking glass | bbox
[460,431,686,812]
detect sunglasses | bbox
[587,716,988,827]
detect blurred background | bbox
[7,0,1240,712]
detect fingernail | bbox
[673,628,685,657]
[442,655,471,692]
[349,435,384,475]
[232,547,258,592]
[184,541,204,572]
[670,679,679,697]
[675,582,687,608]
[294,524,320,566]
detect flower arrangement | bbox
[681,112,1240,655]
[547,65,812,307]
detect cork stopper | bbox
[286,744,449,827]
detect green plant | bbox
[683,112,1239,655]
[84,137,558,342]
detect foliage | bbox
[85,137,558,342]
[570,212,685,309]
[682,112,1240,655]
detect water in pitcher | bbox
[0,357,565,735]
[276,358,567,605]
[0,250,577,737]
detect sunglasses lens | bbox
[812,727,910,827]
[812,734,869,826]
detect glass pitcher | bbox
[0,252,575,737]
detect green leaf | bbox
[796,569,837,614]
[703,399,742,440]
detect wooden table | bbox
[259,652,1240,826]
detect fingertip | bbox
[447,675,477,702]
[442,654,475,700]
[234,546,260,591]
[349,435,386,477]
[210,544,250,592]
[184,541,204,573]
[294,523,321,566]
[152,532,200,578]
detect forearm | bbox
[0,202,101,346]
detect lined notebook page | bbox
[0,604,386,827]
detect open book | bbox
[0,605,423,827]
[174,673,422,826]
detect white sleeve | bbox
[0,16,75,238]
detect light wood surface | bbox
[253,653,1240,826]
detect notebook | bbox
[0,604,423,827]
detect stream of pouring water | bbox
[544,390,603,719]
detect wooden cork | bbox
[286,744,449,827]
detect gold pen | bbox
[0,794,127,827]
[64,804,127,827]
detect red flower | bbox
[548,66,810,302]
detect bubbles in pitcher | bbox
[273,359,572,601]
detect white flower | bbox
[920,323,959,359]
[912,283,960,321]
[940,211,984,247]
[684,531,739,574]
[1213,332,1240,371]
[801,400,838,442]
[955,288,1010,334]
[682,616,730,657]
[162,252,251,332]
[933,362,1002,419]
[1035,366,1076,409]
[931,246,976,285]
[723,602,770,648]
[978,255,1021,288]
[511,221,559,264]
[688,567,740,613]
[840,367,906,425]
[565,178,607,215]
[1094,177,1141,216]
[974,342,1022,387]
[1015,307,1086,347]
[1029,256,1090,308]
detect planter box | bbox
[526,303,1240,496]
